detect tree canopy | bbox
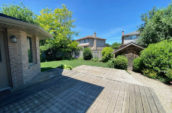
[0,3,79,60]
[0,4,38,24]
[111,42,121,49]
[37,5,79,60]
[139,4,172,47]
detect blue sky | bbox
[0,0,171,44]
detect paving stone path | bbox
[0,65,166,113]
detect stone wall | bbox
[7,29,40,88]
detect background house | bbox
[114,31,144,69]
[76,33,106,58]
[0,13,51,91]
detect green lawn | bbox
[41,59,109,71]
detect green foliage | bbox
[139,5,172,47]
[105,43,111,47]
[37,5,79,60]
[111,42,121,49]
[133,57,143,72]
[57,64,72,70]
[140,40,172,75]
[0,3,38,24]
[107,58,115,68]
[142,69,157,79]
[166,69,172,80]
[83,48,93,60]
[101,47,114,62]
[135,40,172,81]
[113,56,128,70]
[91,57,99,62]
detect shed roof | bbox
[114,42,144,54]
[0,13,52,39]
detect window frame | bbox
[27,37,33,63]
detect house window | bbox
[27,37,33,63]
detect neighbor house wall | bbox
[7,29,40,88]
[96,39,105,47]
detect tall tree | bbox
[139,4,172,47]
[37,5,79,60]
[0,3,37,24]
[111,42,121,49]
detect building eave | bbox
[0,15,52,40]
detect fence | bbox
[78,50,102,59]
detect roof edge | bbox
[114,42,144,54]
[0,14,52,39]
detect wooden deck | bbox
[63,67,166,113]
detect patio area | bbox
[0,66,165,113]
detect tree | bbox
[37,5,79,60]
[105,43,111,47]
[101,47,114,62]
[111,42,121,49]
[83,48,92,60]
[139,5,172,47]
[0,3,37,24]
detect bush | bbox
[101,47,114,62]
[92,57,99,62]
[140,40,172,76]
[142,69,157,79]
[113,56,128,70]
[133,57,143,72]
[83,48,93,60]
[166,69,172,80]
[107,58,115,68]
[57,64,72,70]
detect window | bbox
[27,37,33,63]
[125,35,138,40]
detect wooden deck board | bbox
[148,88,166,113]
[134,85,144,113]
[143,87,159,113]
[64,72,166,113]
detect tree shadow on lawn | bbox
[0,69,104,113]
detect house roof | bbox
[122,31,140,37]
[76,36,106,41]
[114,42,144,54]
[0,13,52,39]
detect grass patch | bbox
[41,59,108,72]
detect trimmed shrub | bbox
[83,48,93,60]
[101,47,114,62]
[133,57,143,72]
[142,69,157,79]
[140,40,172,76]
[166,69,172,80]
[114,56,128,70]
[107,58,115,68]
